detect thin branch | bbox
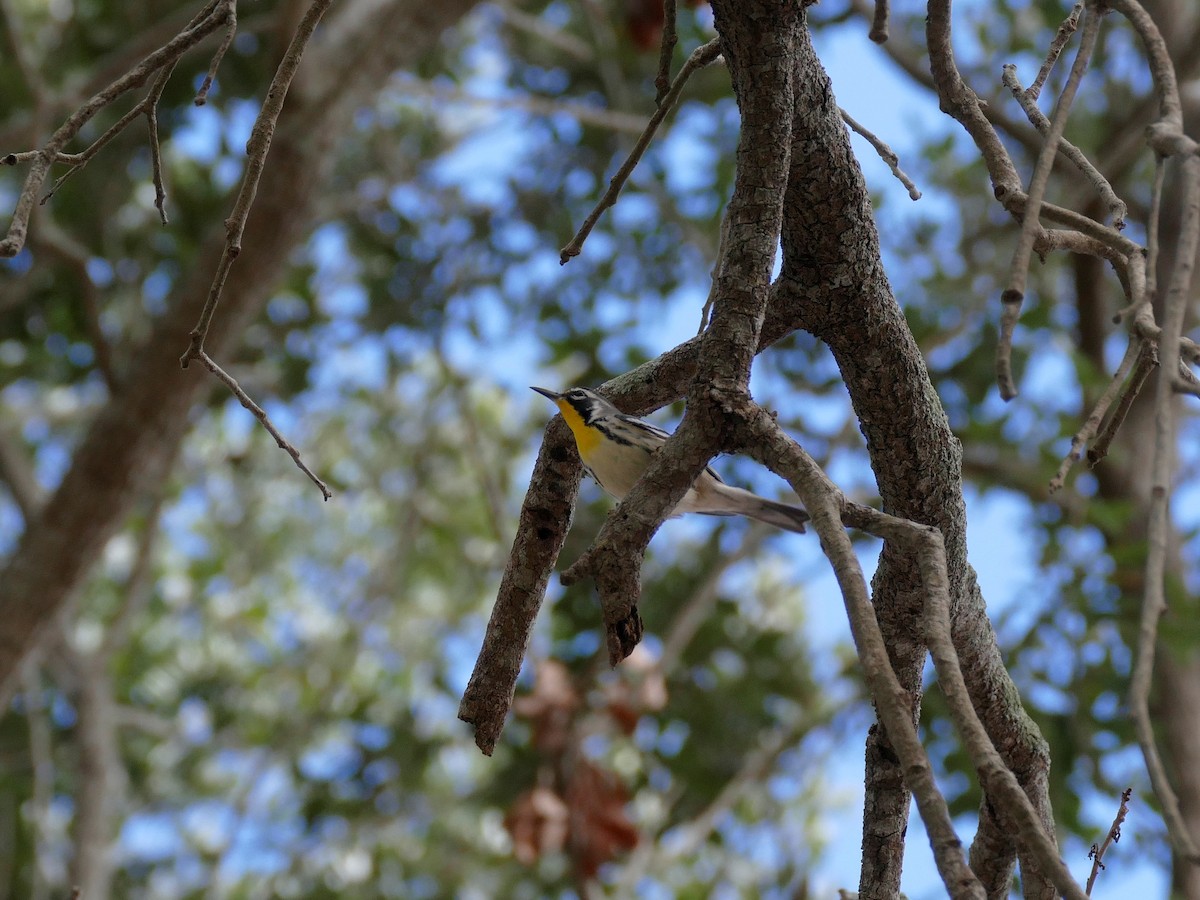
[999,0,1103,401]
[194,1,237,106]
[1001,63,1125,228]
[180,0,336,365]
[559,38,721,265]
[925,0,1024,201]
[732,406,985,898]
[1145,155,1166,303]
[1087,340,1157,468]
[1049,337,1140,492]
[39,55,181,218]
[194,350,330,499]
[0,0,232,257]
[653,0,678,106]
[1086,788,1132,895]
[173,0,335,500]
[1028,0,1085,101]
[1129,153,1200,867]
[146,63,175,224]
[562,0,800,659]
[842,503,1088,900]
[840,107,921,200]
[463,7,796,752]
[733,395,1088,897]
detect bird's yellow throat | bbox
[554,398,601,459]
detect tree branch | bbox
[559,38,721,264]
[0,0,234,257]
[1129,152,1200,867]
[999,0,1103,401]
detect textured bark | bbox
[771,23,1054,897]
[0,0,482,693]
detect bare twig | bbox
[1086,788,1132,895]
[1129,153,1200,866]
[1050,336,1140,491]
[180,0,335,366]
[559,38,721,265]
[1027,195,1141,257]
[0,0,233,256]
[925,0,1023,201]
[999,0,1103,401]
[840,107,921,200]
[1144,155,1166,302]
[1087,340,1156,468]
[146,63,175,224]
[1028,0,1085,100]
[194,350,331,500]
[39,66,175,205]
[175,0,336,499]
[194,1,237,105]
[1001,64,1125,228]
[653,0,678,106]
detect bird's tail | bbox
[699,484,809,533]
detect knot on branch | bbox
[1144,122,1198,158]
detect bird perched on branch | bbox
[532,386,809,533]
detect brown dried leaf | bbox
[505,786,569,865]
[566,760,640,877]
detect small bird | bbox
[532,386,809,533]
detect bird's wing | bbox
[616,414,725,484]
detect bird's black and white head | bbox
[530,385,617,425]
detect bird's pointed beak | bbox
[530,386,562,401]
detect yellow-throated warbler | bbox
[532,386,809,533]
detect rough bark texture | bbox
[771,23,1054,898]
[0,0,482,693]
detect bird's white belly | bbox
[583,443,704,515]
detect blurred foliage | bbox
[1,0,1198,896]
